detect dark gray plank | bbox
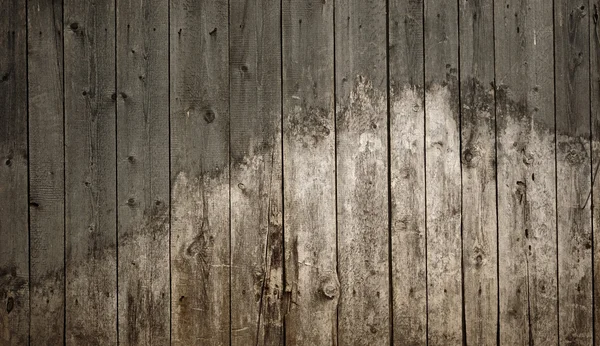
[63,1,117,344]
[592,0,600,343]
[282,0,338,344]
[335,0,389,344]
[229,0,283,345]
[458,0,498,344]
[423,0,462,344]
[494,0,558,344]
[116,1,170,345]
[27,0,65,343]
[388,0,427,343]
[0,0,28,343]
[555,0,593,344]
[170,0,230,344]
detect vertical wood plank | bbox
[170,0,230,344]
[423,0,462,344]
[116,1,170,345]
[335,0,389,344]
[388,0,427,343]
[27,0,65,343]
[458,0,498,344]
[63,1,117,344]
[592,0,600,342]
[229,0,284,345]
[0,0,29,344]
[555,0,593,344]
[494,0,558,344]
[282,0,338,344]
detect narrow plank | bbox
[63,1,117,344]
[116,1,170,345]
[335,0,389,344]
[0,0,29,343]
[170,0,230,344]
[494,0,558,344]
[591,0,600,344]
[555,0,593,344]
[27,0,65,343]
[282,0,338,344]
[388,0,427,342]
[458,0,498,344]
[229,0,284,345]
[423,0,462,344]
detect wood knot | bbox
[320,276,339,299]
[69,22,79,31]
[204,109,216,123]
[6,297,14,313]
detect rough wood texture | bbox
[495,0,558,344]
[0,1,28,344]
[27,0,65,344]
[63,1,117,344]
[424,0,462,344]
[592,0,600,343]
[116,1,170,345]
[282,0,338,344]
[389,0,427,343]
[458,0,498,344]
[335,0,389,344]
[555,0,593,344]
[170,0,230,344]
[229,0,284,345]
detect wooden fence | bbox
[1,0,600,344]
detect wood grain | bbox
[495,0,558,344]
[0,0,28,344]
[28,0,65,343]
[116,0,170,344]
[389,0,427,343]
[63,1,117,344]
[424,0,462,344]
[335,0,389,344]
[555,0,593,344]
[230,0,284,345]
[458,0,498,344]
[592,0,600,343]
[170,0,230,344]
[282,0,338,344]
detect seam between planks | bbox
[385,0,394,343]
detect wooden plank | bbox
[388,0,426,343]
[423,0,462,344]
[63,1,117,344]
[458,0,498,344]
[116,1,170,345]
[494,0,558,344]
[555,0,593,344]
[0,0,29,344]
[27,0,65,343]
[170,0,230,344]
[282,0,338,344]
[592,0,600,343]
[229,0,283,345]
[335,0,389,344]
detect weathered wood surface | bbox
[27,0,66,344]
[495,0,558,344]
[0,1,28,344]
[459,0,498,344]
[116,0,170,344]
[229,0,283,345]
[282,0,338,345]
[424,0,462,344]
[5,0,600,344]
[335,0,389,344]
[63,1,117,344]
[170,0,230,344]
[389,0,427,343]
[555,0,593,344]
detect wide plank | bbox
[230,0,284,345]
[591,0,600,344]
[116,0,170,344]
